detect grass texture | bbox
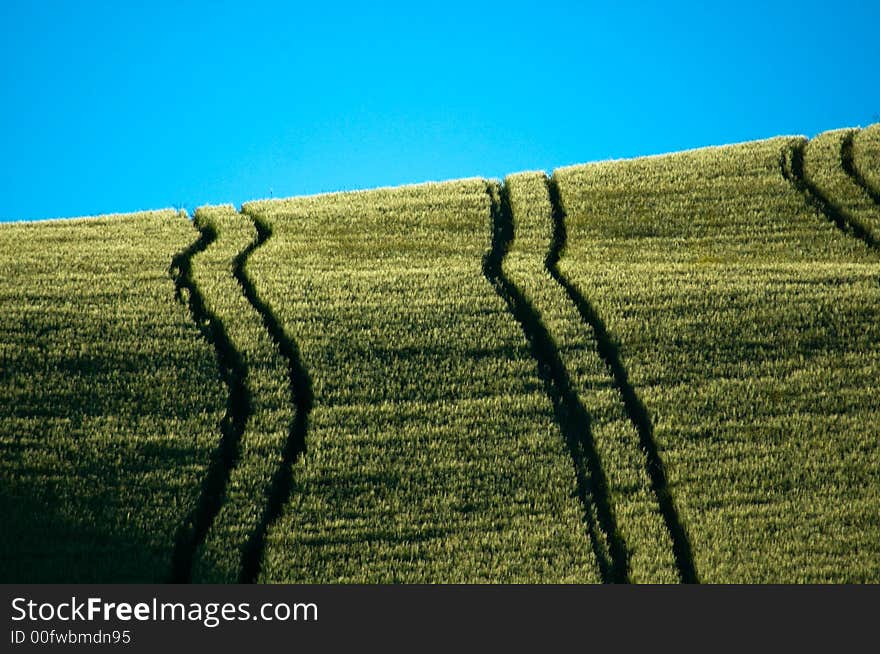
[1,124,878,582]
[0,212,224,581]
[552,135,880,582]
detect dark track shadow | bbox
[234,213,313,584]
[482,181,629,584]
[841,131,880,208]
[545,177,699,584]
[168,221,251,583]
[781,139,880,251]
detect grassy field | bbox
[552,135,880,582]
[243,182,602,582]
[0,212,224,582]
[174,205,296,583]
[1,124,878,582]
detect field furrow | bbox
[842,131,880,208]
[233,214,313,584]
[504,171,692,583]
[797,130,880,247]
[852,124,880,204]
[780,138,877,249]
[244,181,603,582]
[553,136,880,582]
[187,206,294,583]
[0,212,224,582]
[168,219,250,582]
[484,180,626,583]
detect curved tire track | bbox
[234,212,313,584]
[168,217,250,583]
[483,180,629,583]
[841,130,880,208]
[780,139,879,251]
[544,176,699,584]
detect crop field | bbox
[551,135,880,582]
[1,124,878,583]
[243,182,601,582]
[0,212,224,582]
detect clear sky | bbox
[1,0,878,221]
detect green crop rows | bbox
[1,124,878,582]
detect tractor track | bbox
[483,180,630,583]
[544,176,699,584]
[841,130,880,209]
[781,139,879,251]
[234,211,313,584]
[168,216,251,583]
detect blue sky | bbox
[1,0,878,221]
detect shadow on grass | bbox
[781,139,879,251]
[168,221,251,583]
[482,180,629,584]
[545,176,699,584]
[233,211,314,584]
[0,441,224,583]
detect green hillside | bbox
[1,124,878,583]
